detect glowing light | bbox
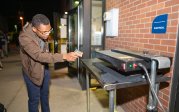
[20,16,23,20]
[19,16,24,29]
[75,1,79,5]
[59,26,62,29]
[65,12,68,15]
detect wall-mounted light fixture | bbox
[75,1,79,5]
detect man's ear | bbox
[32,27,37,32]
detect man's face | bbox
[33,24,53,40]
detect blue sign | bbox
[152,14,168,34]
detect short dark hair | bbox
[31,14,50,28]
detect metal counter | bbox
[81,58,171,112]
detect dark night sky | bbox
[0,0,68,32]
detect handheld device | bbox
[74,49,83,57]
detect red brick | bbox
[129,15,137,20]
[149,39,161,44]
[135,34,144,38]
[134,0,141,6]
[140,29,150,33]
[159,97,169,107]
[144,44,154,49]
[137,3,147,9]
[133,20,141,24]
[146,11,157,17]
[130,25,136,29]
[163,92,169,101]
[140,7,151,14]
[134,43,144,48]
[127,3,134,9]
[145,23,151,28]
[124,0,130,5]
[168,46,175,53]
[126,29,132,33]
[161,40,176,46]
[141,17,151,23]
[155,34,168,39]
[168,34,177,39]
[169,12,179,20]
[133,10,141,15]
[146,0,158,6]
[130,6,137,11]
[140,38,149,43]
[161,88,170,95]
[167,26,177,33]
[170,20,178,26]
[132,29,140,33]
[121,8,130,14]
[126,12,133,17]
[172,5,179,12]
[120,29,126,33]
[158,0,167,3]
[154,45,167,51]
[151,2,165,11]
[165,0,179,7]
[141,0,148,3]
[125,37,132,41]
[157,7,172,15]
[137,13,146,19]
[144,34,155,38]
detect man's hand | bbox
[63,52,80,62]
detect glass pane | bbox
[67,3,83,78]
[68,14,78,52]
[91,0,103,58]
[79,3,83,51]
[67,10,78,73]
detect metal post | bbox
[154,83,160,107]
[86,71,90,112]
[147,60,158,112]
[114,89,117,112]
[77,5,80,80]
[109,89,117,112]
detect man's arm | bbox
[19,33,80,63]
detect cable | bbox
[138,63,166,112]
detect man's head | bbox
[32,14,53,40]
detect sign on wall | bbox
[152,14,168,34]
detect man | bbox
[18,14,81,112]
[0,30,5,58]
[0,31,4,70]
[0,42,3,70]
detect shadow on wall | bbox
[116,82,170,105]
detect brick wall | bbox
[105,0,179,112]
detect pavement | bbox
[0,46,125,112]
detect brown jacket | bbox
[19,23,64,86]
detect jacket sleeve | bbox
[19,33,64,63]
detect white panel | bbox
[104,8,119,37]
[60,18,67,38]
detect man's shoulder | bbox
[19,31,39,47]
[19,31,31,40]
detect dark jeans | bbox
[23,69,50,112]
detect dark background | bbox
[0,0,69,32]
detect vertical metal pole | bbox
[147,60,158,111]
[109,89,116,112]
[77,6,80,80]
[114,89,117,112]
[86,71,90,112]
[154,83,160,107]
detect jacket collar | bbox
[23,22,43,46]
